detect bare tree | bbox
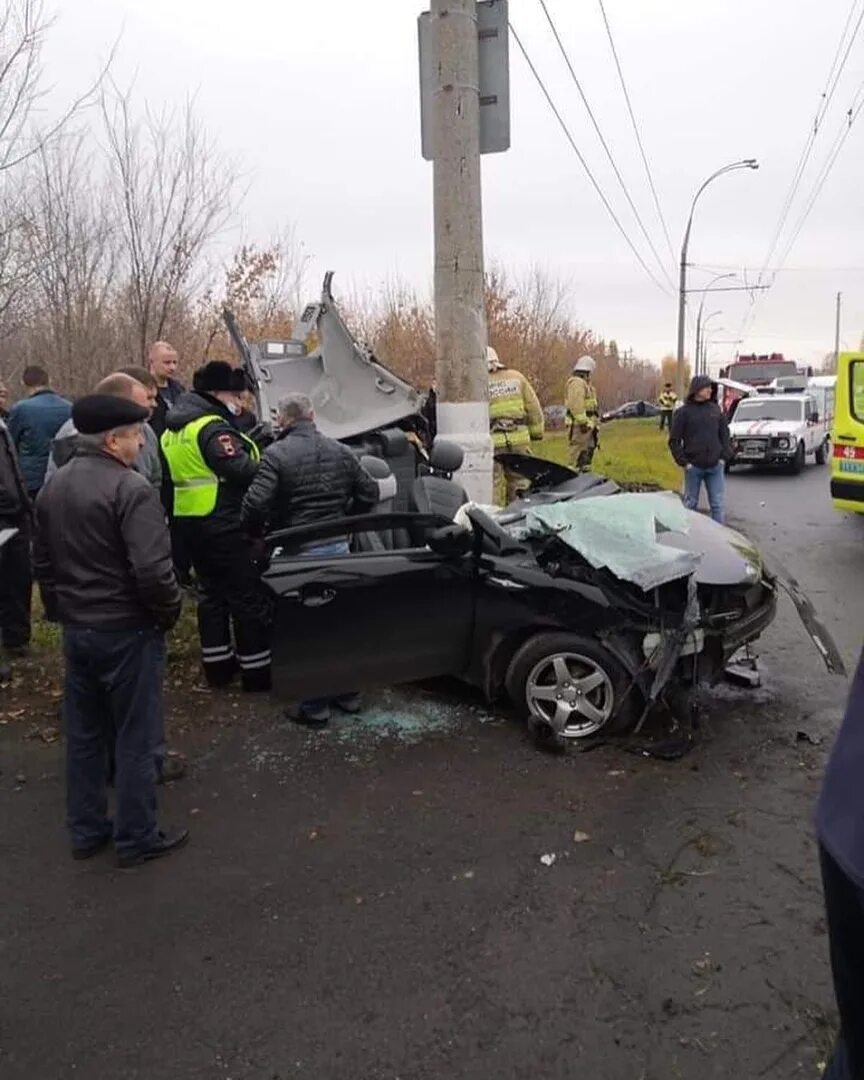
[19,135,120,390]
[101,86,238,362]
[0,1,112,174]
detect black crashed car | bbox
[261,445,778,748]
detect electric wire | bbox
[739,0,864,343]
[537,0,676,290]
[509,21,674,296]
[595,0,676,267]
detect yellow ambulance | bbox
[831,352,864,514]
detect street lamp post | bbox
[699,311,723,376]
[695,272,736,378]
[676,159,758,396]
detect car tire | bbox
[814,440,828,466]
[505,633,639,748]
[790,442,806,475]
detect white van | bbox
[728,389,831,473]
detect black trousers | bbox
[182,523,273,691]
[659,409,673,431]
[821,844,864,1078]
[0,517,32,649]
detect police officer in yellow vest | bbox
[566,355,600,471]
[658,382,678,431]
[488,346,545,506]
[161,361,272,692]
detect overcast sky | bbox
[45,0,864,368]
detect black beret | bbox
[193,361,247,393]
[72,394,149,435]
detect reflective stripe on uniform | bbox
[238,652,271,670]
[202,645,234,660]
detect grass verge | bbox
[540,418,683,491]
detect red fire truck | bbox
[718,354,803,413]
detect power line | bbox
[759,1,863,279]
[509,21,674,297]
[739,0,864,342]
[775,86,864,270]
[536,0,675,291]
[595,0,676,267]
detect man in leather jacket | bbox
[33,394,187,868]
[241,392,378,725]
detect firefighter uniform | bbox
[487,347,545,506]
[566,356,600,471]
[658,384,678,431]
[161,362,272,692]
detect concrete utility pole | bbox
[835,291,842,368]
[430,0,493,503]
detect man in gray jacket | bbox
[34,393,187,868]
[47,371,162,489]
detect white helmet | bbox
[572,355,596,375]
[487,346,504,372]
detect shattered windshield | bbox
[734,400,803,423]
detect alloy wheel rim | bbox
[525,652,615,738]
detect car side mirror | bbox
[810,411,820,423]
[427,524,473,558]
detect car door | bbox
[262,520,477,701]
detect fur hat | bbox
[192,361,246,394]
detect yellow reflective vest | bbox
[659,390,678,410]
[488,368,545,451]
[161,415,260,517]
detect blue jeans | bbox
[682,462,726,524]
[63,627,165,855]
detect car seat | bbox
[410,440,469,521]
[354,455,398,552]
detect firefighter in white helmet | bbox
[487,346,544,506]
[565,355,600,471]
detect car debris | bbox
[539,853,557,867]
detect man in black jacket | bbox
[161,361,271,691]
[0,413,32,671]
[241,392,379,725]
[668,375,732,525]
[34,394,187,868]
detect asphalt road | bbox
[1,461,861,1080]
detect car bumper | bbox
[707,583,778,658]
[731,449,797,466]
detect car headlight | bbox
[777,438,790,449]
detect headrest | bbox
[359,454,392,479]
[376,428,410,457]
[430,439,464,474]
[360,454,397,503]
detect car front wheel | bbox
[814,439,828,465]
[790,441,806,475]
[505,633,639,750]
